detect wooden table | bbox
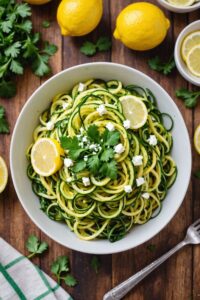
[0,1,199,299]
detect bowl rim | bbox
[174,20,200,86]
[156,0,200,12]
[10,62,192,254]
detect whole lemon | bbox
[57,0,103,36]
[25,0,51,4]
[114,2,170,51]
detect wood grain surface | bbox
[0,1,199,300]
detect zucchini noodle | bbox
[27,79,177,242]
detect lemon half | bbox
[31,138,64,177]
[120,95,148,129]
[0,156,8,193]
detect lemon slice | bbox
[181,31,200,61]
[31,138,64,176]
[194,125,200,154]
[0,156,8,193]
[167,0,195,6]
[120,95,148,129]
[186,45,200,77]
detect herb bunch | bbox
[0,0,57,98]
[60,124,120,179]
[176,88,200,109]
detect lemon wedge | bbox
[194,125,200,155]
[0,156,8,193]
[167,0,195,6]
[120,95,148,129]
[186,45,200,77]
[181,31,200,61]
[31,138,64,176]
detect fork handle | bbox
[103,240,188,300]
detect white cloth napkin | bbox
[0,238,72,300]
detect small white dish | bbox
[156,0,200,13]
[10,62,191,254]
[174,20,200,87]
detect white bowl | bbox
[175,20,200,86]
[156,0,200,13]
[10,63,191,254]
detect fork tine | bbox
[192,219,200,227]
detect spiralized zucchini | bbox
[27,79,177,242]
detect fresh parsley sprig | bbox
[91,256,101,274]
[80,37,111,56]
[0,105,9,134]
[148,55,176,75]
[0,0,57,98]
[51,256,77,287]
[176,88,200,109]
[60,125,120,179]
[26,235,48,259]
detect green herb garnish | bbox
[147,244,156,252]
[194,170,200,179]
[0,105,9,134]
[80,37,111,56]
[148,56,175,75]
[51,256,77,287]
[42,20,50,28]
[0,0,57,98]
[91,256,101,274]
[60,124,120,179]
[176,88,200,109]
[26,235,48,258]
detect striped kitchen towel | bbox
[0,238,72,300]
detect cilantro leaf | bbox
[148,56,175,75]
[31,54,51,77]
[10,60,23,75]
[73,160,86,173]
[26,235,48,258]
[42,20,50,28]
[105,130,120,146]
[87,155,100,174]
[176,88,200,109]
[87,125,100,143]
[91,256,101,274]
[51,256,69,276]
[16,3,31,18]
[64,275,78,287]
[100,148,114,162]
[0,80,16,98]
[69,149,84,160]
[0,105,9,133]
[1,20,12,33]
[80,41,96,56]
[17,20,32,34]
[194,170,200,179]
[4,41,21,58]
[42,42,58,56]
[96,37,111,52]
[60,136,79,150]
[106,160,118,180]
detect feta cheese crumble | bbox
[89,144,97,150]
[46,121,54,130]
[82,177,90,186]
[142,192,150,199]
[62,102,69,110]
[66,177,72,183]
[132,155,143,166]
[82,136,88,143]
[124,185,133,193]
[78,83,85,92]
[84,156,88,161]
[123,119,131,129]
[64,158,73,168]
[114,143,125,154]
[97,104,107,116]
[136,177,145,187]
[106,122,115,131]
[147,135,157,146]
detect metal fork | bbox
[103,218,200,300]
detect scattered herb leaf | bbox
[42,20,50,28]
[147,244,156,252]
[148,56,176,75]
[0,105,9,134]
[176,88,200,109]
[64,274,78,287]
[91,256,101,274]
[26,235,48,258]
[80,36,111,56]
[194,170,200,179]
